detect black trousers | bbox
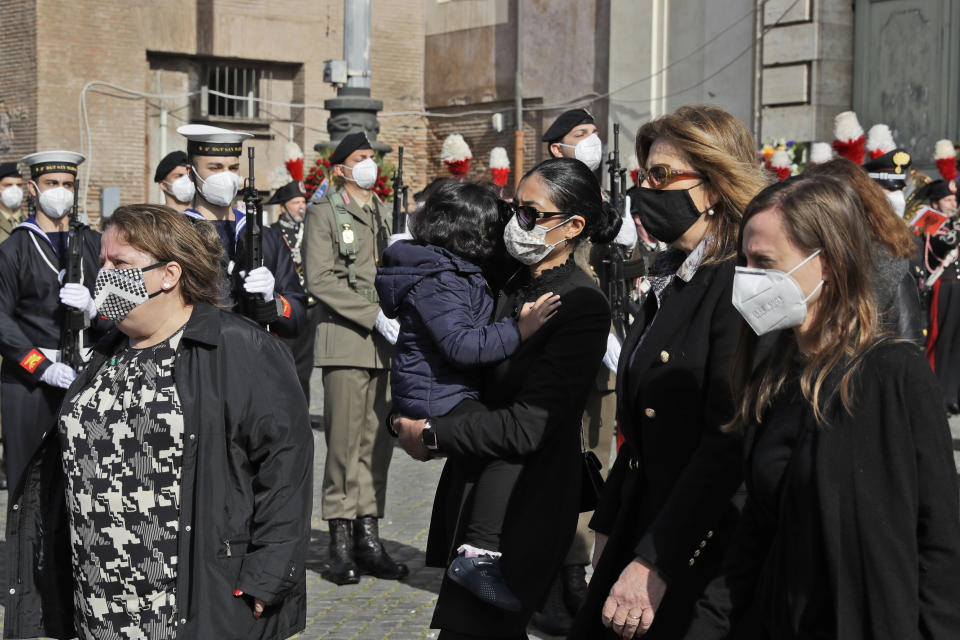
[464,458,523,552]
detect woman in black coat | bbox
[685,175,960,639]
[393,158,619,639]
[5,205,312,640]
[569,105,768,640]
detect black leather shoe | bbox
[321,519,360,585]
[447,554,522,612]
[561,563,588,615]
[354,516,409,580]
[530,573,573,635]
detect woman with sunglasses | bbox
[570,105,767,640]
[393,158,620,639]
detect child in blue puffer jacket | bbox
[375,180,558,611]
[375,181,558,420]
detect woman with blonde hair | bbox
[685,174,960,639]
[5,204,313,640]
[570,105,767,639]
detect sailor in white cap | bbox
[0,150,108,494]
[176,124,305,337]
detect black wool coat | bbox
[4,303,313,640]
[686,341,960,639]
[425,258,610,638]
[570,258,744,640]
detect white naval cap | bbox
[21,150,86,179]
[177,124,253,157]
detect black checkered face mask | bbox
[93,262,168,322]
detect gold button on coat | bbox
[660,350,670,363]
[644,408,656,419]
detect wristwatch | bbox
[421,420,439,451]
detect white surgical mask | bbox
[164,174,196,204]
[559,133,603,171]
[1,185,23,210]
[193,167,239,207]
[36,184,75,219]
[886,189,906,218]
[342,158,378,190]
[732,249,824,336]
[503,213,573,265]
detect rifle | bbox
[601,123,644,338]
[60,192,86,370]
[238,147,276,324]
[392,146,409,234]
[606,123,622,215]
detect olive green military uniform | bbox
[302,187,394,521]
[0,209,21,243]
[568,242,618,565]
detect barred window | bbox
[201,64,272,121]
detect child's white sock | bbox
[457,544,501,559]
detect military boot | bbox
[353,516,409,580]
[321,519,360,585]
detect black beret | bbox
[542,108,595,143]
[330,132,373,165]
[863,148,912,190]
[0,162,21,181]
[154,150,190,183]
[923,179,955,202]
[266,180,306,205]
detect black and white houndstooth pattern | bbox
[60,331,185,640]
[93,267,150,321]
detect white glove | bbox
[243,266,275,301]
[375,310,400,345]
[613,203,638,250]
[388,232,413,247]
[40,362,77,389]
[60,283,97,319]
[602,332,622,374]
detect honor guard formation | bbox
[0,101,959,640]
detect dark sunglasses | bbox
[510,202,572,231]
[638,163,704,189]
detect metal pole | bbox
[513,0,524,190]
[752,0,764,143]
[345,0,372,90]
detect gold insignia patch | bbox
[342,224,355,245]
[893,151,910,174]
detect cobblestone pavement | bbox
[0,372,957,639]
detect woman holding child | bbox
[387,158,620,639]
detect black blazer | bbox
[686,341,960,639]
[571,257,744,639]
[425,259,610,637]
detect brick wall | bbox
[424,100,545,198]
[13,0,426,222]
[0,0,38,164]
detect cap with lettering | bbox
[177,124,253,157]
[21,150,85,180]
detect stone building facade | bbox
[0,0,426,222]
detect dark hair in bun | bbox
[521,157,621,244]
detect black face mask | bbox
[634,185,705,244]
